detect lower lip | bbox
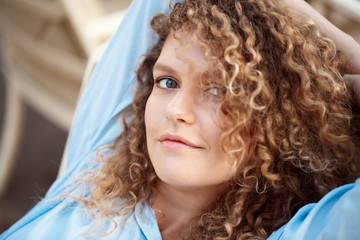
[161,140,198,150]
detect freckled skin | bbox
[145,30,233,191]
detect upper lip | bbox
[159,133,201,148]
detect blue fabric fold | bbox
[1,0,360,239]
[1,0,169,239]
[269,179,360,240]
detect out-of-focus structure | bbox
[0,0,358,234]
[0,0,359,206]
[0,0,131,197]
[308,0,360,42]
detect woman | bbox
[1,0,360,239]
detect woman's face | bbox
[145,30,234,191]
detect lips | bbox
[159,133,201,149]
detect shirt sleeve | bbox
[44,0,174,199]
[0,1,172,238]
[268,178,360,240]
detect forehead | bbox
[164,30,204,55]
[154,30,222,80]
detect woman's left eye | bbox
[208,87,221,96]
[206,85,226,98]
[157,78,179,89]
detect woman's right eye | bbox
[156,78,179,89]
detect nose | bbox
[165,88,196,125]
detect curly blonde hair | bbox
[74,0,359,239]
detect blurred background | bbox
[0,0,359,234]
[0,0,132,232]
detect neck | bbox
[152,180,226,240]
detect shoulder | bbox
[0,199,160,240]
[269,179,360,240]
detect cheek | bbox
[144,99,150,128]
[145,94,162,141]
[205,110,233,164]
[206,109,227,139]
[144,97,153,144]
[145,94,156,128]
[201,112,225,155]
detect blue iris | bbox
[166,79,178,88]
[158,78,178,89]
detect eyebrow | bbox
[153,62,224,83]
[201,69,223,82]
[153,63,179,76]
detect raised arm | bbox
[281,0,360,73]
[281,0,360,105]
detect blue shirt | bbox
[2,198,161,240]
[1,0,360,239]
[2,180,360,239]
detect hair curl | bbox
[74,0,360,239]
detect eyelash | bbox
[154,77,226,98]
[154,77,180,90]
[207,85,223,95]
